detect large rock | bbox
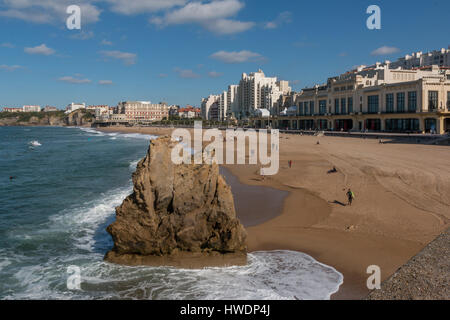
[105,136,247,267]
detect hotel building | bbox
[254,63,450,134]
[117,101,169,123]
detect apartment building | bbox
[238,69,291,118]
[389,46,450,70]
[201,95,220,120]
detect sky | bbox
[0,0,449,108]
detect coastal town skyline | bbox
[1,0,449,108]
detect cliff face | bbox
[0,114,66,126]
[0,110,93,127]
[105,136,247,267]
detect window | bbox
[368,95,379,114]
[304,101,309,115]
[428,91,438,110]
[341,98,347,114]
[408,91,417,112]
[397,92,405,112]
[335,99,340,114]
[348,97,353,113]
[386,93,394,113]
[310,101,315,115]
[447,91,450,110]
[299,102,304,115]
[319,100,327,115]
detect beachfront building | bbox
[23,105,41,112]
[227,84,239,119]
[201,95,220,120]
[252,64,450,134]
[238,70,291,119]
[117,101,169,123]
[65,103,86,114]
[2,107,23,112]
[388,46,450,70]
[201,70,291,121]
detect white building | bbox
[238,69,291,118]
[201,95,220,120]
[227,84,239,118]
[389,46,450,70]
[23,105,41,112]
[65,103,86,114]
[117,101,169,122]
[218,91,228,121]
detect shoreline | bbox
[95,125,450,300]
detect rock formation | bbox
[105,136,247,267]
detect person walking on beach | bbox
[347,189,355,206]
[288,160,292,168]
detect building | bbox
[388,46,450,70]
[201,95,220,120]
[227,84,239,118]
[169,105,180,117]
[23,105,41,112]
[200,69,290,121]
[254,64,450,134]
[117,101,169,122]
[43,106,58,112]
[238,69,291,118]
[2,107,22,112]
[218,91,228,121]
[65,103,86,114]
[178,106,201,119]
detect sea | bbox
[0,126,343,300]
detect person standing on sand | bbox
[347,189,355,206]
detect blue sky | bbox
[0,0,449,108]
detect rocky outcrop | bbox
[105,136,247,267]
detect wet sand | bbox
[96,126,450,300]
[220,167,288,227]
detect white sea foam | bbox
[129,160,139,170]
[49,184,133,252]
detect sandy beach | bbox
[97,125,450,300]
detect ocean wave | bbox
[49,183,132,252]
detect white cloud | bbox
[0,64,23,71]
[204,19,254,35]
[208,71,223,78]
[100,50,137,65]
[0,1,101,25]
[100,39,113,46]
[210,50,265,64]
[174,68,200,79]
[0,42,15,48]
[58,76,91,84]
[24,44,55,55]
[70,31,95,40]
[106,0,187,15]
[264,11,292,29]
[158,73,168,78]
[150,0,254,35]
[371,46,400,56]
[99,80,113,85]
